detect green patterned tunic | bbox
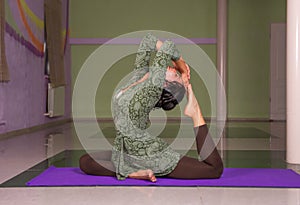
[111,34,181,180]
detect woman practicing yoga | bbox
[79,34,223,182]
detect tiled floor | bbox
[0,121,299,205]
[1,187,299,205]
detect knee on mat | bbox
[79,154,91,174]
[207,162,224,179]
[213,163,224,179]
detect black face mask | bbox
[155,81,186,111]
[155,89,177,110]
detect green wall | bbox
[69,0,217,38]
[70,0,286,119]
[227,0,286,119]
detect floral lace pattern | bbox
[111,34,181,180]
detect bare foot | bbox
[184,84,206,127]
[184,84,201,118]
[128,169,157,182]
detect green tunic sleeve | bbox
[120,34,158,91]
[134,33,158,71]
[129,40,181,130]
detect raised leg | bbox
[166,85,223,179]
[166,125,223,179]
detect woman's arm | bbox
[134,34,158,70]
[156,39,190,82]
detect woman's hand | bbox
[172,58,190,87]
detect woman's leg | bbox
[79,151,116,176]
[166,125,223,179]
[79,151,157,182]
[166,84,223,179]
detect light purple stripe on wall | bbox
[5,22,44,57]
[69,38,217,45]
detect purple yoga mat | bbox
[26,166,300,188]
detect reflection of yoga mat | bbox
[26,166,300,188]
[225,127,271,138]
